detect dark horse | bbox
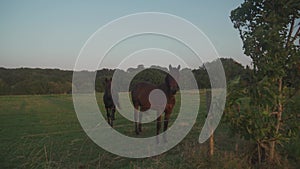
[131,65,180,140]
[103,78,119,127]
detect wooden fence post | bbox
[206,89,214,156]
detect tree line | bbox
[0,58,247,95]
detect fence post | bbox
[206,89,214,156]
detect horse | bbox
[103,77,119,127]
[131,65,180,141]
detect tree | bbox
[230,0,300,163]
[0,79,10,95]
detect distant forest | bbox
[0,58,260,95]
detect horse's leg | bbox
[156,115,162,135]
[106,108,111,126]
[111,108,115,120]
[111,108,114,127]
[139,107,147,132]
[112,107,116,120]
[163,112,171,132]
[134,105,139,135]
[163,112,171,142]
[156,114,162,144]
[138,112,143,132]
[110,117,113,127]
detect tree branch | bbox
[285,16,295,48]
[291,25,300,44]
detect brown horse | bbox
[131,65,180,139]
[103,78,119,127]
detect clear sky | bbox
[0,0,251,70]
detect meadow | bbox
[0,91,299,169]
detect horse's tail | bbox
[113,93,121,109]
[115,100,121,109]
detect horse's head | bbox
[165,65,181,95]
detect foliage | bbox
[229,0,300,164]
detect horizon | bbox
[0,57,246,72]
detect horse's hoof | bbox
[156,138,160,144]
[163,134,168,143]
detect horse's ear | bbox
[177,65,181,70]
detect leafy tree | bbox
[230,0,300,163]
[0,79,10,95]
[192,66,210,89]
[220,58,245,82]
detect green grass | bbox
[0,91,299,169]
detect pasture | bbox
[0,91,299,168]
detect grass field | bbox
[0,91,299,169]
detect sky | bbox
[0,0,251,70]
